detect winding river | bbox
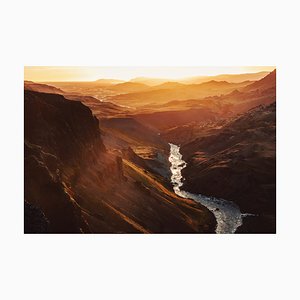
[168,143,243,234]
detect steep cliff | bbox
[24,90,215,233]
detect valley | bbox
[24,68,276,233]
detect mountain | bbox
[25,90,106,232]
[24,81,64,94]
[129,71,269,86]
[64,94,132,118]
[25,80,131,118]
[150,81,186,90]
[24,69,276,234]
[109,80,252,107]
[242,69,276,92]
[107,81,150,93]
[24,90,215,233]
[99,117,171,178]
[136,70,276,132]
[180,103,276,233]
[182,71,270,84]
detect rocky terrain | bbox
[157,71,276,233]
[24,90,215,233]
[24,69,276,233]
[181,103,276,233]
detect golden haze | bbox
[24,66,275,82]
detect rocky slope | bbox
[181,103,276,233]
[24,80,132,118]
[24,81,64,94]
[24,90,215,233]
[24,70,276,233]
[242,69,276,93]
[24,201,49,233]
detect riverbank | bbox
[168,143,243,234]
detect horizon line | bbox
[24,68,275,83]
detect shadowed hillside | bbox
[181,103,276,233]
[24,90,215,233]
[24,68,276,234]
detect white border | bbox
[1,1,299,299]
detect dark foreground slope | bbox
[181,103,276,233]
[24,90,215,233]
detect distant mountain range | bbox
[129,71,270,85]
[109,79,254,107]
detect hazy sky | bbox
[24,66,275,82]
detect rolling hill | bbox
[109,80,253,107]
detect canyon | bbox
[24,69,276,233]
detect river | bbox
[168,143,243,234]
